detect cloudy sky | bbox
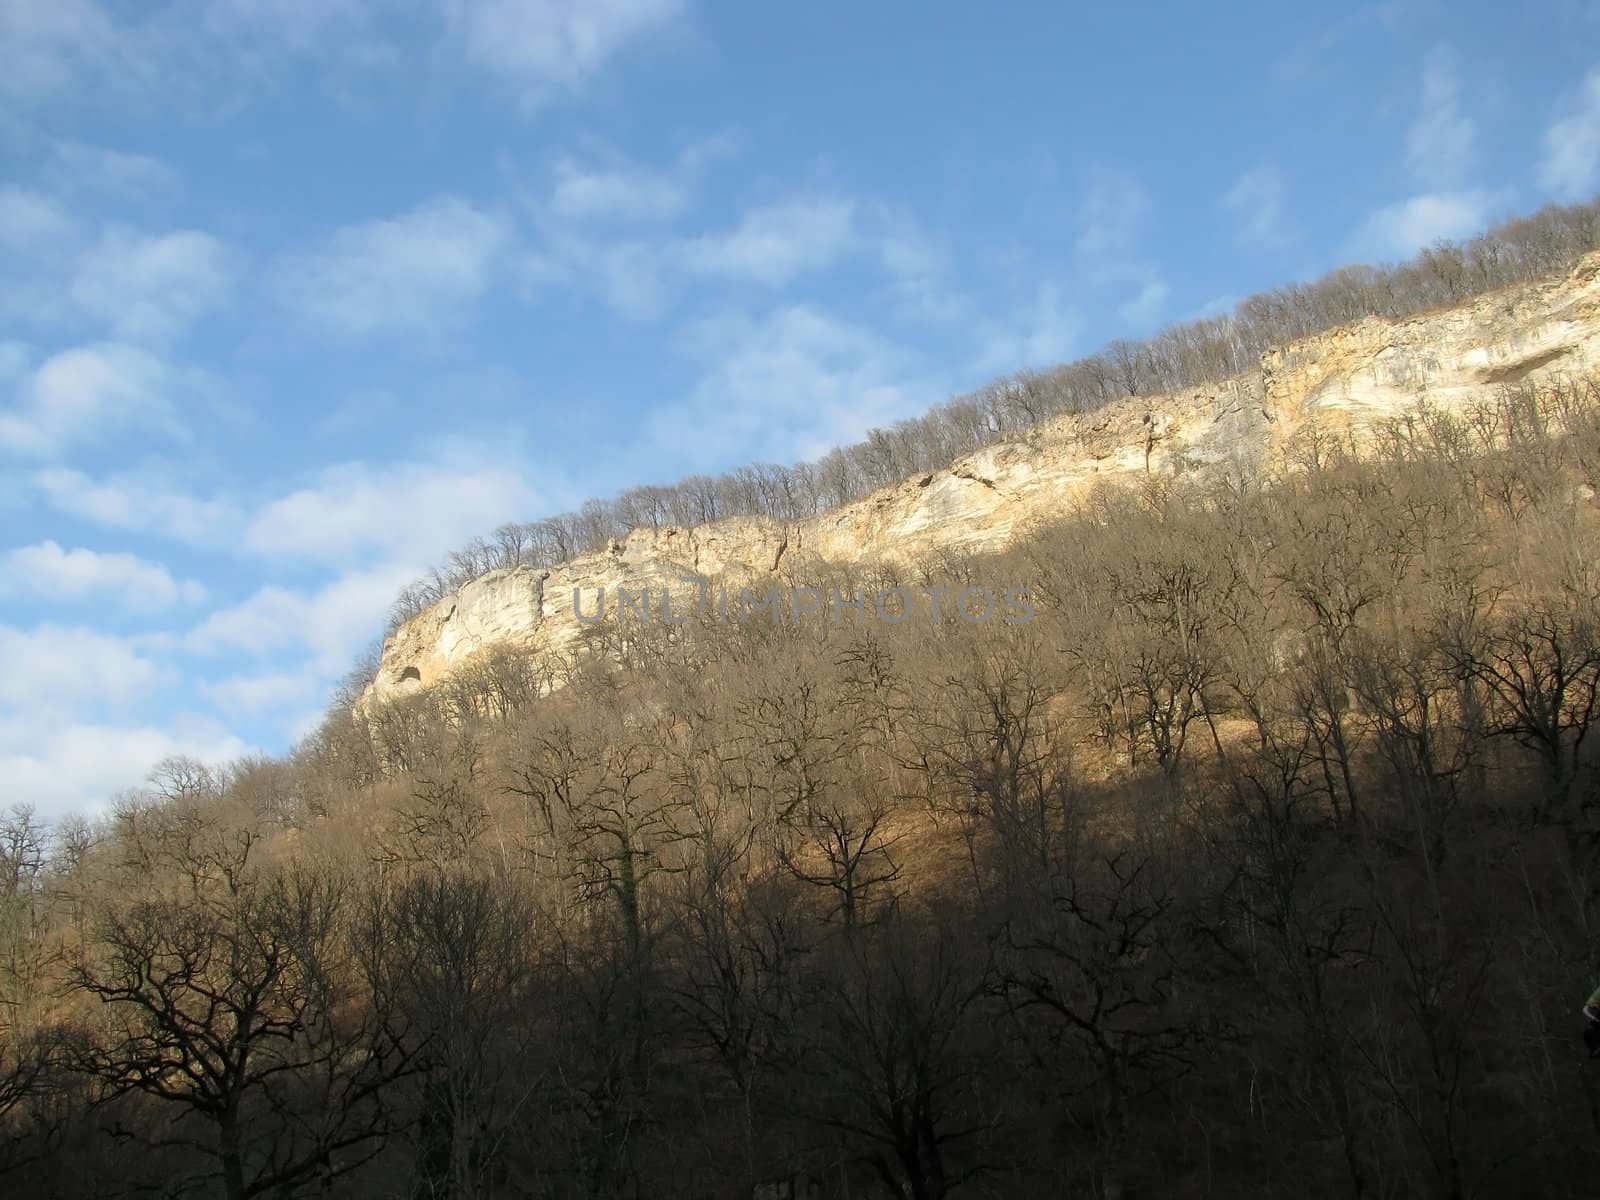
[3,0,1599,819]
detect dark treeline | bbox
[5,378,1600,1197]
[388,197,1600,630]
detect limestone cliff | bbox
[360,252,1600,708]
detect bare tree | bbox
[71,863,413,1200]
[363,870,539,1198]
[793,912,992,1200]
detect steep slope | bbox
[361,251,1600,708]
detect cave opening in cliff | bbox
[397,666,421,684]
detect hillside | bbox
[16,9,1600,1197]
[8,245,1600,1200]
[364,248,1600,707]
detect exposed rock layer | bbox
[362,253,1600,707]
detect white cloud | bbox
[1,0,398,110]
[0,343,181,458]
[43,141,181,201]
[1348,47,1497,263]
[663,305,927,465]
[188,562,420,673]
[0,622,168,709]
[535,134,736,227]
[0,185,76,250]
[71,227,236,342]
[1271,4,1413,85]
[1,541,206,610]
[445,0,686,110]
[872,208,963,325]
[1350,189,1499,259]
[1223,165,1294,249]
[0,197,234,342]
[0,712,250,821]
[192,0,395,58]
[1542,66,1600,201]
[1073,167,1167,301]
[187,586,311,656]
[29,468,239,545]
[549,154,692,223]
[3,0,676,116]
[242,458,539,564]
[1076,166,1151,260]
[973,284,1078,374]
[1408,47,1476,187]
[875,212,945,286]
[580,237,674,318]
[0,0,130,102]
[29,453,536,567]
[274,196,513,338]
[677,197,858,286]
[1118,280,1170,327]
[0,342,27,383]
[0,611,241,821]
[532,190,884,319]
[200,669,323,717]
[1194,294,1239,319]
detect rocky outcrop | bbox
[361,252,1600,708]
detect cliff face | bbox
[360,252,1600,708]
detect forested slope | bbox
[3,375,1600,1198]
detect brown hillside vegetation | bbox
[4,377,1600,1197]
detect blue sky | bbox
[3,0,1599,818]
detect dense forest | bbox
[3,373,1600,1197]
[386,196,1600,631]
